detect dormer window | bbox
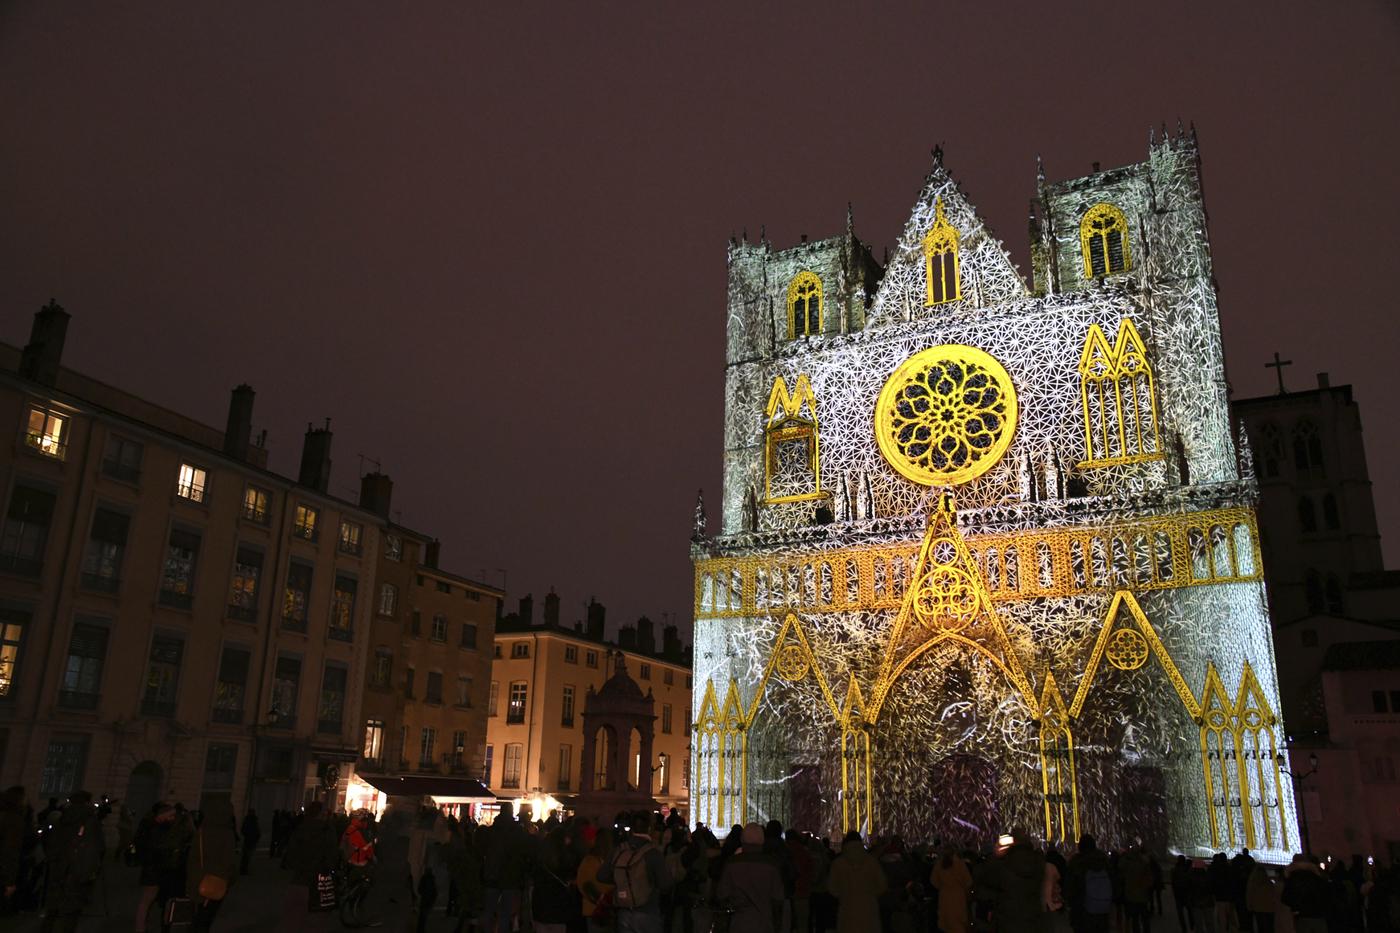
[787,272,822,338]
[922,199,961,306]
[1080,203,1131,278]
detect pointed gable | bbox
[867,156,1028,327]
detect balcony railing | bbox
[24,432,66,460]
[141,697,176,718]
[158,589,193,610]
[81,572,120,593]
[226,604,256,623]
[211,706,243,725]
[328,626,354,643]
[241,505,269,525]
[101,459,140,483]
[506,706,525,725]
[58,690,99,711]
[338,540,363,557]
[281,615,307,633]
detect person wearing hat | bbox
[827,831,885,933]
[715,823,784,933]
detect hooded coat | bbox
[827,843,887,933]
[187,796,238,901]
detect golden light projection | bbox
[787,272,823,338]
[1080,202,1132,278]
[696,133,1293,860]
[874,345,1017,487]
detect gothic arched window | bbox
[1298,496,1317,534]
[1323,494,1340,530]
[764,374,822,504]
[787,271,822,339]
[1077,319,1163,467]
[922,199,961,306]
[1256,423,1282,478]
[1293,420,1324,476]
[1080,203,1132,278]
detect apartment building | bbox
[484,594,691,819]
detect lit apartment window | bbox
[282,561,313,631]
[81,508,129,592]
[419,728,437,767]
[507,681,527,724]
[657,752,670,794]
[25,407,67,460]
[226,545,262,622]
[329,575,357,641]
[159,528,200,609]
[293,504,318,540]
[639,663,651,681]
[562,685,575,727]
[502,743,523,788]
[242,485,270,524]
[488,681,499,717]
[384,534,402,561]
[682,755,689,789]
[664,669,674,686]
[457,675,473,707]
[101,436,142,482]
[1,485,54,578]
[176,463,207,503]
[378,584,398,618]
[511,642,529,659]
[142,634,184,718]
[318,665,347,734]
[558,744,573,791]
[482,745,494,784]
[451,730,467,770]
[338,520,363,556]
[59,619,107,710]
[269,655,300,727]
[0,610,21,697]
[564,645,578,664]
[662,703,672,734]
[364,720,385,761]
[585,650,598,669]
[431,613,448,642]
[212,645,250,724]
[38,737,87,798]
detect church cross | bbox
[1265,351,1292,395]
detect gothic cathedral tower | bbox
[691,130,1295,858]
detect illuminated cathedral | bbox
[690,128,1296,859]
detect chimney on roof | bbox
[298,420,333,492]
[223,384,255,461]
[518,594,534,626]
[663,624,681,657]
[1317,372,1330,389]
[20,300,70,387]
[618,624,637,651]
[359,472,393,517]
[544,589,560,628]
[637,616,656,655]
[424,538,440,569]
[586,599,605,641]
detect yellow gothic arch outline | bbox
[1198,661,1290,852]
[1078,319,1164,468]
[764,374,823,504]
[1038,672,1079,845]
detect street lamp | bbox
[1281,751,1320,856]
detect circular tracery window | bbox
[875,345,1018,487]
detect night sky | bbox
[3,3,1397,639]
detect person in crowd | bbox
[578,823,616,933]
[187,795,237,932]
[448,817,486,933]
[598,809,672,933]
[992,831,1047,933]
[280,800,339,925]
[135,801,191,932]
[786,829,815,933]
[1119,845,1154,933]
[238,809,260,876]
[1245,861,1276,933]
[1281,853,1330,933]
[827,831,885,933]
[530,819,579,933]
[1065,834,1113,933]
[340,808,378,927]
[1170,855,1194,932]
[1207,852,1238,933]
[480,802,531,933]
[0,786,25,915]
[715,822,783,933]
[39,791,104,933]
[1186,858,1215,933]
[930,846,973,933]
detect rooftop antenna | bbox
[357,453,382,476]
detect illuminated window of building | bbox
[102,435,143,482]
[268,654,300,726]
[482,745,494,784]
[586,650,598,668]
[558,744,572,790]
[38,737,87,798]
[682,754,689,789]
[502,743,523,788]
[212,644,250,724]
[338,521,363,556]
[1080,203,1132,278]
[419,727,437,766]
[283,561,313,630]
[787,271,822,338]
[384,534,402,561]
[226,545,262,622]
[0,609,25,697]
[378,583,397,618]
[1078,319,1163,467]
[59,619,107,710]
[318,665,347,733]
[507,681,527,723]
[657,752,670,794]
[488,681,499,717]
[764,374,821,504]
[1293,420,1325,477]
[922,198,961,306]
[431,613,448,642]
[293,504,318,540]
[329,575,356,641]
[142,634,184,717]
[565,645,578,664]
[175,463,207,503]
[562,684,575,726]
[24,407,67,460]
[158,528,200,609]
[511,642,529,659]
[452,730,467,769]
[241,485,269,524]
[363,720,384,760]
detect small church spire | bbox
[1035,153,1045,186]
[931,144,944,166]
[846,201,854,236]
[692,489,707,542]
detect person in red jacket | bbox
[339,810,377,927]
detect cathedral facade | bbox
[690,130,1295,859]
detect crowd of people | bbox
[4,786,1400,933]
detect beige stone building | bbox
[484,595,691,819]
[0,304,495,826]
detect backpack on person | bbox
[1084,867,1114,915]
[613,840,658,909]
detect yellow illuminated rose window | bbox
[875,345,1018,487]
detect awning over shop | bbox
[359,774,497,804]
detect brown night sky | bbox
[2,2,1397,638]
